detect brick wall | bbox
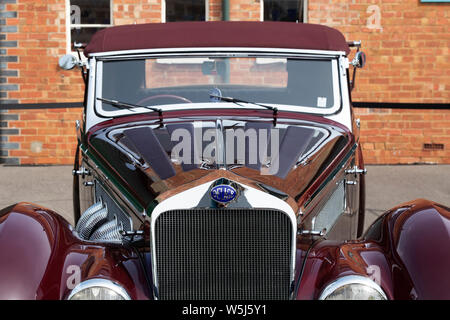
[308,0,450,164]
[113,0,161,24]
[357,108,450,164]
[0,0,83,164]
[0,0,449,165]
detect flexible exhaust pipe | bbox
[75,201,103,234]
[89,218,123,242]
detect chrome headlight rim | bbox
[318,275,388,300]
[67,278,132,300]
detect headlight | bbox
[67,279,131,300]
[319,275,387,300]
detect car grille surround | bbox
[153,208,293,300]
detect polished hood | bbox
[88,110,352,215]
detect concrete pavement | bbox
[0,165,75,224]
[364,164,450,228]
[0,164,449,232]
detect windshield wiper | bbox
[97,97,163,122]
[209,94,278,126]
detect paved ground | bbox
[364,165,450,229]
[0,164,449,232]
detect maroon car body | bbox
[0,21,449,300]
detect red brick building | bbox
[0,0,449,165]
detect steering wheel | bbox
[136,94,192,106]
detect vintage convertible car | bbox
[1,21,449,300]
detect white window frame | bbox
[93,50,343,119]
[65,0,113,54]
[161,0,209,23]
[260,0,308,23]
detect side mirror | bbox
[58,54,79,70]
[351,51,366,68]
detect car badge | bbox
[210,184,237,204]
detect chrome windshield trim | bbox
[89,47,347,58]
[94,52,342,118]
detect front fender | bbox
[296,199,450,300]
[364,199,450,299]
[295,238,394,299]
[0,203,151,300]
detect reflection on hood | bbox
[89,117,349,207]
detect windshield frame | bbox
[93,48,344,119]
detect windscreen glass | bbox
[98,56,338,113]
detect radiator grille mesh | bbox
[154,208,293,300]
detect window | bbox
[263,0,306,22]
[96,55,340,117]
[163,0,207,22]
[67,0,112,52]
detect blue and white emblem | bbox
[210,184,237,203]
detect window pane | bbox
[144,58,288,89]
[71,27,106,48]
[70,0,111,25]
[264,0,304,22]
[166,0,205,22]
[100,56,336,111]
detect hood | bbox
[88,110,352,215]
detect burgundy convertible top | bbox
[84,21,350,55]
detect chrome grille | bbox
[153,208,293,300]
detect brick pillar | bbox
[0,0,19,164]
[0,0,18,104]
[229,0,261,21]
[209,0,222,21]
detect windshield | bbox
[96,55,340,115]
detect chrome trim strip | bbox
[67,278,132,300]
[318,275,388,300]
[89,47,346,58]
[85,57,101,132]
[216,118,226,169]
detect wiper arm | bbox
[209,94,277,112]
[97,97,163,121]
[209,94,278,126]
